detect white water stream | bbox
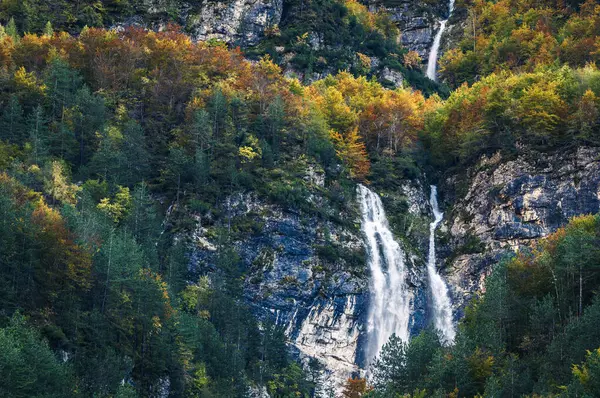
[427,185,455,344]
[426,0,455,81]
[358,185,411,367]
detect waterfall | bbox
[358,185,411,367]
[426,0,456,81]
[427,186,456,344]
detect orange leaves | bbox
[342,377,369,398]
[0,35,15,69]
[30,199,92,292]
[441,0,600,86]
[309,72,425,157]
[0,174,93,297]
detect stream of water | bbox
[358,184,411,366]
[427,185,456,344]
[426,0,456,81]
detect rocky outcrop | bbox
[380,67,404,88]
[185,146,600,390]
[443,147,600,311]
[185,144,600,390]
[187,167,437,393]
[367,0,448,60]
[186,0,283,45]
[188,182,368,392]
[140,0,282,45]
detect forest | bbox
[0,0,599,396]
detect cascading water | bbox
[426,0,456,81]
[427,185,456,344]
[358,184,411,367]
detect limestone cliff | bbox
[184,146,600,393]
[139,0,282,45]
[441,147,600,313]
[187,167,432,393]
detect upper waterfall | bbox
[426,0,456,81]
[427,185,456,344]
[358,184,411,367]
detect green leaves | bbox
[0,313,73,398]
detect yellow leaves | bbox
[239,135,262,163]
[14,66,45,95]
[517,79,566,135]
[320,86,359,133]
[257,55,282,80]
[308,71,425,157]
[97,186,132,222]
[330,127,370,180]
[43,161,80,205]
[576,89,600,132]
[180,276,212,317]
[192,363,210,390]
[357,52,372,69]
[239,146,260,162]
[573,359,590,385]
[287,77,304,96]
[565,214,598,234]
[468,347,495,383]
[403,51,422,69]
[296,32,309,46]
[152,315,162,331]
[572,348,600,390]
[345,0,376,30]
[344,0,399,38]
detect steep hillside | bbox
[0,0,600,397]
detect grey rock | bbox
[443,147,600,311]
[380,67,404,88]
[141,0,282,46]
[368,0,446,59]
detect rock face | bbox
[368,0,447,59]
[380,67,404,88]
[142,0,282,45]
[189,186,368,393]
[188,171,435,394]
[187,147,600,393]
[186,0,283,45]
[442,147,600,312]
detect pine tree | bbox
[27,105,49,164]
[43,21,53,37]
[0,95,26,143]
[6,18,18,41]
[266,96,285,161]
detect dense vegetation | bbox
[440,0,600,88]
[0,0,600,396]
[0,26,336,397]
[369,214,600,397]
[248,0,444,94]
